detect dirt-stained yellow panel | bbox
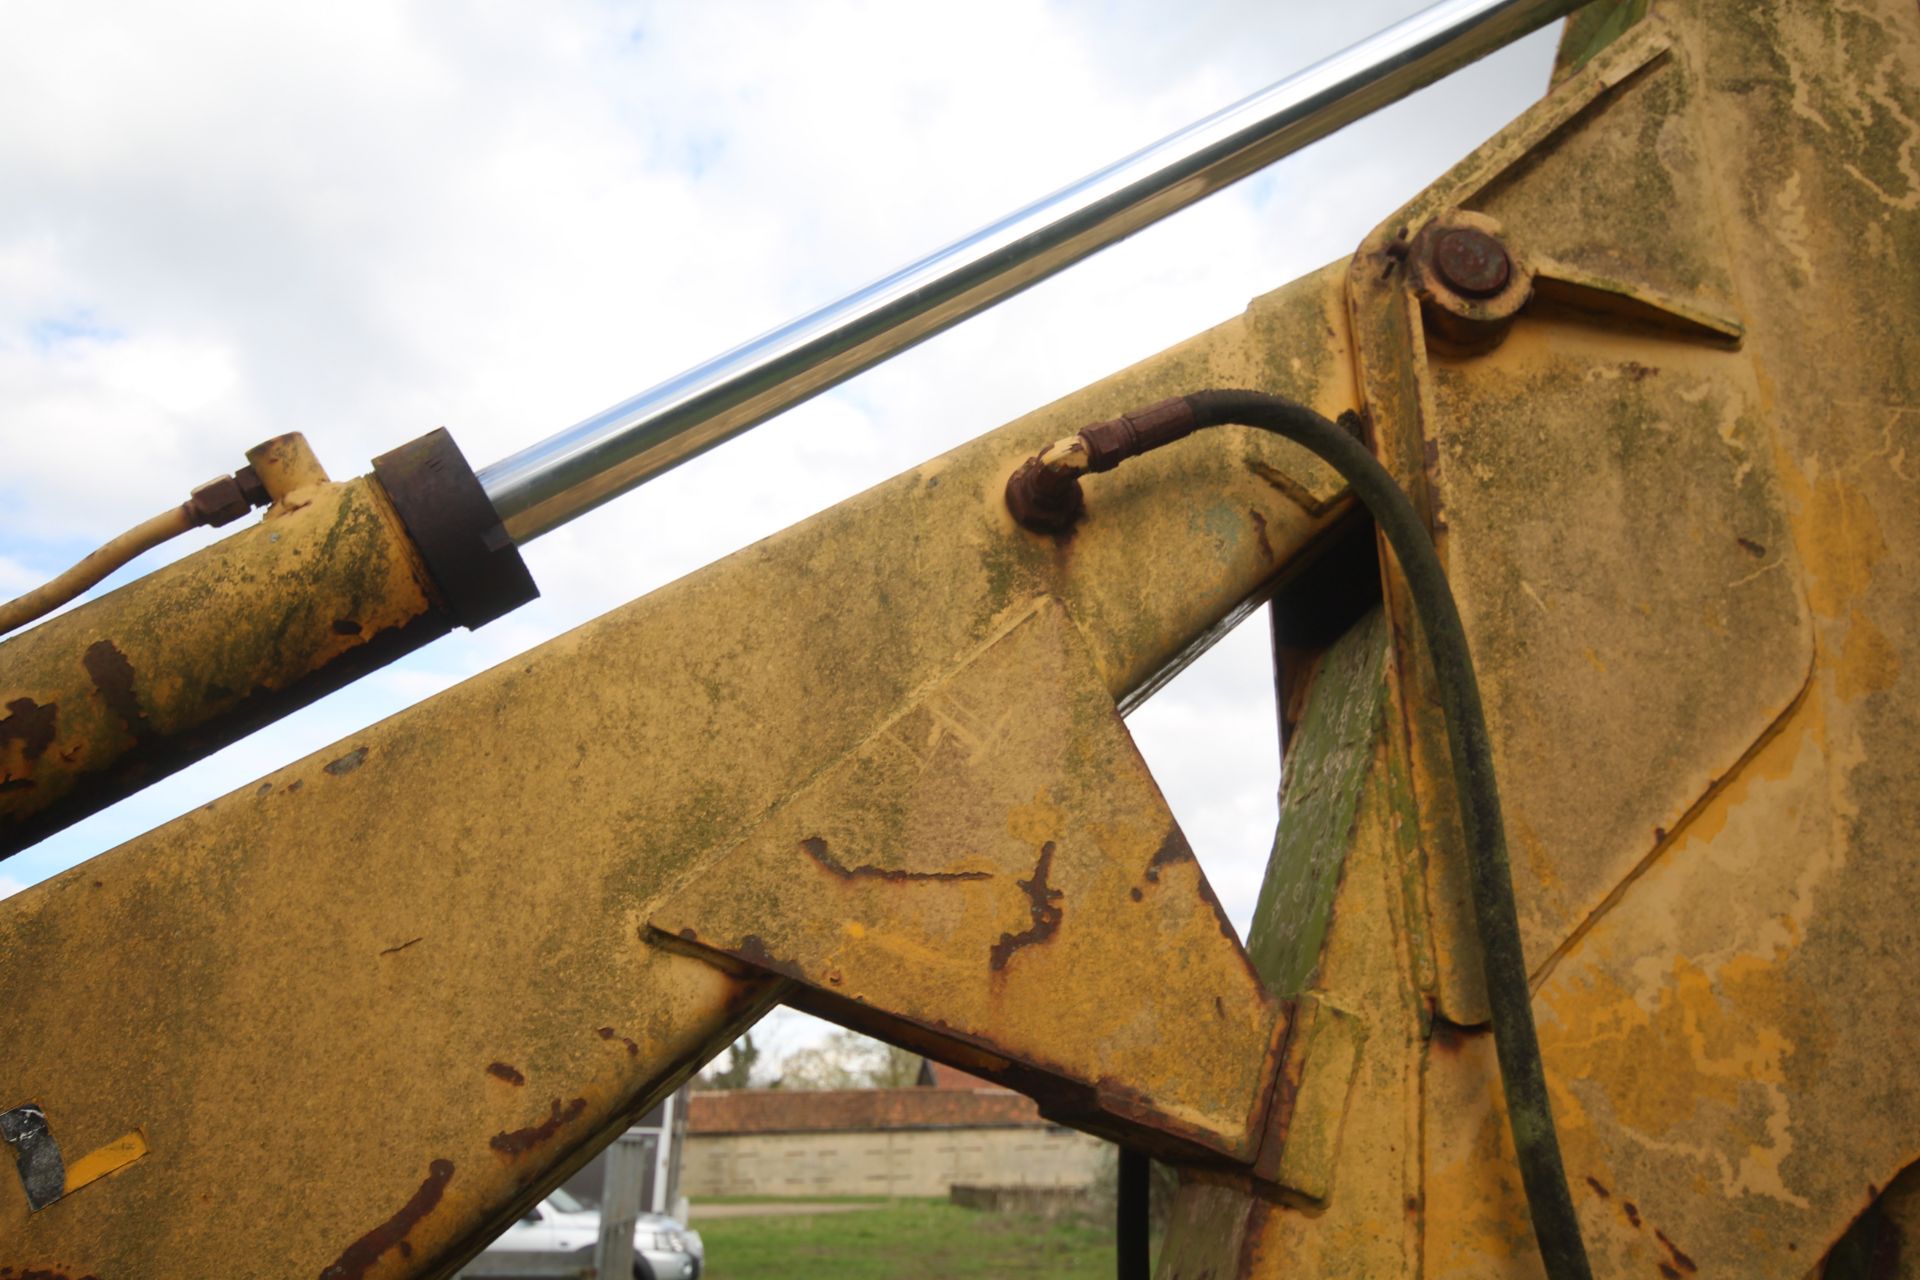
[1331,2,1920,1277]
[0,261,1358,1277]
[655,599,1283,1163]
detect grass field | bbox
[697,1197,1114,1280]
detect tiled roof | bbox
[689,1087,1047,1135]
[915,1059,1010,1091]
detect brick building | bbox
[682,1064,1106,1198]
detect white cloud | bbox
[0,1,1559,1069]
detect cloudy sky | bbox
[0,2,1559,1071]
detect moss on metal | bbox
[1246,608,1389,996]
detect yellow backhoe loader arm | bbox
[2,1,1917,1277]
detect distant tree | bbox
[778,1030,923,1089]
[869,1042,924,1088]
[777,1033,867,1090]
[703,1033,760,1090]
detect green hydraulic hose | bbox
[1011,389,1592,1280]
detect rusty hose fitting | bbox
[1005,398,1201,534]
[0,461,280,640]
[1004,457,1086,533]
[1077,398,1201,472]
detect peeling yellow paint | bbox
[1544,952,1810,1208]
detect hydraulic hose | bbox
[0,506,197,639]
[0,464,272,640]
[1009,389,1592,1280]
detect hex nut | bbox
[188,475,253,528]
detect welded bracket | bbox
[651,597,1295,1172]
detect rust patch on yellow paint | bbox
[82,640,144,738]
[800,835,992,883]
[0,697,58,763]
[324,747,369,777]
[1653,1226,1698,1274]
[489,1098,587,1158]
[987,841,1064,971]
[596,1027,640,1058]
[318,1158,453,1280]
[1249,509,1275,562]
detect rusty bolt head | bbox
[1005,457,1085,534]
[1432,227,1511,299]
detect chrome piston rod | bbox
[477,0,1582,543]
